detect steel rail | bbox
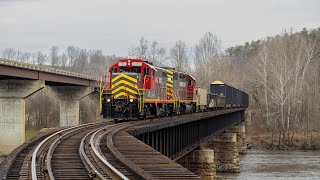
[45,125,96,179]
[31,123,103,180]
[90,124,130,180]
[79,128,106,179]
[103,123,154,179]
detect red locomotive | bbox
[100,58,249,121]
[100,58,197,120]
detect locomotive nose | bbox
[111,73,138,99]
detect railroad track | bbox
[80,122,135,179]
[5,130,57,180]
[30,122,108,180]
[29,121,142,180]
[4,117,201,179]
[79,120,198,179]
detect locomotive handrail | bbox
[172,89,180,109]
[99,76,107,113]
[137,88,145,112]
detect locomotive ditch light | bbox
[130,99,134,102]
[107,98,111,102]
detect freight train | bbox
[100,58,248,121]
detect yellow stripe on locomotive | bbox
[166,70,174,98]
[111,74,138,99]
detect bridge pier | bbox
[207,132,240,173]
[47,86,92,127]
[177,148,216,179]
[227,124,247,154]
[0,80,44,155]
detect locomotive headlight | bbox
[107,98,111,102]
[129,99,134,102]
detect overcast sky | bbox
[0,0,319,56]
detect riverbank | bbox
[247,130,320,150]
[217,149,320,179]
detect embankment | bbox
[247,130,320,150]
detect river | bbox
[1,150,320,179]
[217,149,320,180]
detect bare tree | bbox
[18,52,31,63]
[194,32,222,88]
[66,46,80,67]
[50,46,60,66]
[129,37,167,66]
[170,40,189,72]
[148,41,167,66]
[60,53,67,68]
[250,30,320,146]
[36,51,47,65]
[26,90,59,129]
[1,48,17,59]
[30,52,38,65]
[129,37,149,60]
[73,49,88,72]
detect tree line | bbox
[228,28,320,147]
[1,28,320,148]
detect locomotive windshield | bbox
[112,68,118,73]
[131,67,141,73]
[118,67,141,73]
[120,67,130,72]
[144,68,150,76]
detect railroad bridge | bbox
[0,59,248,179]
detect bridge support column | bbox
[0,80,44,155]
[208,133,240,173]
[47,86,92,127]
[227,124,247,154]
[177,148,216,179]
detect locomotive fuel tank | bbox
[184,104,193,113]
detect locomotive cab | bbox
[187,75,196,100]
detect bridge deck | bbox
[0,58,97,86]
[0,58,96,80]
[114,131,200,179]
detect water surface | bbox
[217,149,320,180]
[1,150,320,179]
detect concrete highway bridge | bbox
[0,59,248,179]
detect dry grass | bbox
[247,130,320,150]
[25,129,39,141]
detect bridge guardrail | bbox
[0,58,98,81]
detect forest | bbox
[1,27,320,148]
